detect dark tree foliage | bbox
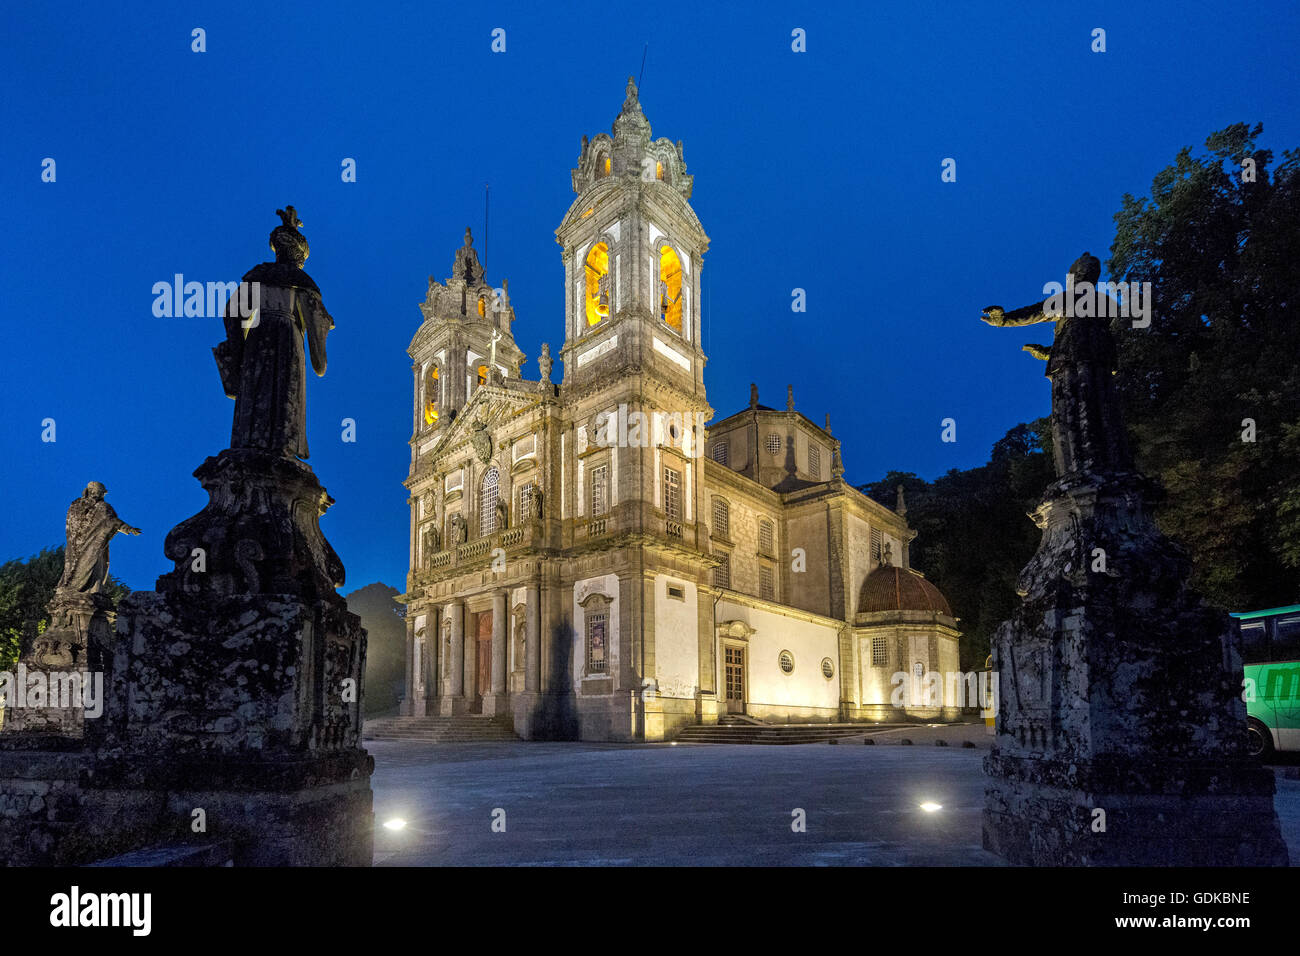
[0,547,130,672]
[859,420,1053,672]
[1108,123,1300,609]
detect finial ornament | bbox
[896,483,907,518]
[624,75,638,110]
[749,383,759,409]
[464,227,473,247]
[786,385,795,412]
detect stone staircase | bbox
[363,714,518,743]
[674,720,876,745]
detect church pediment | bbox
[429,385,542,462]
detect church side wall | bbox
[716,598,840,723]
[705,482,775,600]
[785,508,831,618]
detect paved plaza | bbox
[369,731,1300,866]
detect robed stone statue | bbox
[981,252,1131,478]
[214,207,335,460]
[57,481,141,594]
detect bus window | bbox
[1240,620,1269,664]
[1273,615,1300,662]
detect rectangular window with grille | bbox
[712,440,729,466]
[664,467,681,521]
[714,552,730,589]
[758,519,774,556]
[872,636,888,667]
[760,564,774,601]
[591,465,608,517]
[871,528,883,564]
[712,497,729,539]
[808,444,821,478]
[587,613,608,674]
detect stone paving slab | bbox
[369,739,1300,866]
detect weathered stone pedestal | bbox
[88,442,373,865]
[2,590,114,738]
[982,473,1288,865]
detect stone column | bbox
[425,606,440,710]
[524,584,541,693]
[400,614,416,716]
[463,616,477,710]
[414,607,439,717]
[442,600,466,715]
[484,591,509,716]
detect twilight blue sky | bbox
[2,0,1298,591]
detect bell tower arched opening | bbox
[585,241,611,328]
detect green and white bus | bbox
[1233,605,1300,758]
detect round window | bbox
[821,658,834,679]
[778,650,795,674]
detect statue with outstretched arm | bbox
[57,481,141,594]
[980,253,1132,478]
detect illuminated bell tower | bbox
[555,79,715,742]
[556,77,709,390]
[408,227,525,442]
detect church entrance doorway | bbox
[724,645,746,714]
[473,610,493,713]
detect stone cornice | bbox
[715,588,849,630]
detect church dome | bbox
[858,566,952,617]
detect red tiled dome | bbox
[858,566,952,617]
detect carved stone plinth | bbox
[104,591,365,756]
[2,590,114,738]
[156,448,344,604]
[982,472,1289,865]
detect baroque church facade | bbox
[398,80,962,741]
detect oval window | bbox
[778,650,795,675]
[821,658,834,680]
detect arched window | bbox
[477,364,489,386]
[477,296,486,318]
[658,245,683,332]
[480,467,499,537]
[655,160,664,181]
[424,366,440,425]
[584,242,611,328]
[595,153,611,179]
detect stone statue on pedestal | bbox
[538,342,553,386]
[2,483,139,737]
[0,207,372,868]
[159,209,345,603]
[979,252,1286,866]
